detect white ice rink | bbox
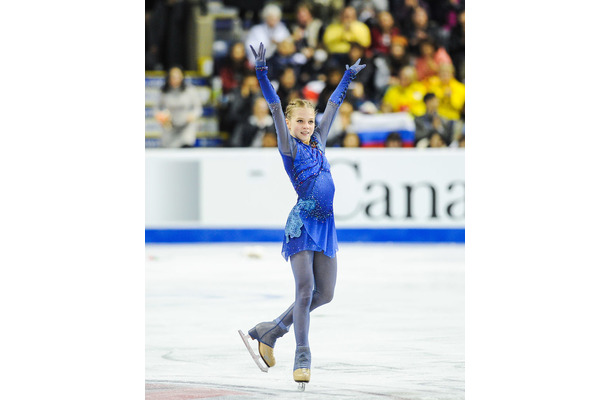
[145,243,464,399]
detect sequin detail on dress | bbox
[285,199,316,242]
[279,134,338,260]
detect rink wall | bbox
[145,148,465,243]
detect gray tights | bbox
[275,250,337,347]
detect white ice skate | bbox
[238,330,269,373]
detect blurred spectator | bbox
[406,6,443,57]
[393,0,422,37]
[215,42,253,95]
[416,129,447,148]
[342,132,362,147]
[370,11,401,56]
[373,35,412,100]
[352,0,382,28]
[261,131,278,147]
[380,65,426,116]
[218,72,262,138]
[425,62,465,121]
[447,8,465,82]
[299,48,330,86]
[322,6,372,66]
[347,81,370,111]
[316,66,344,113]
[231,97,276,147]
[312,0,346,26]
[347,42,376,98]
[267,38,307,81]
[291,3,325,53]
[154,65,202,148]
[147,0,191,71]
[326,102,355,147]
[428,130,448,148]
[386,36,413,79]
[414,92,453,146]
[245,4,291,64]
[450,132,465,148]
[276,67,304,111]
[385,131,404,147]
[414,38,452,81]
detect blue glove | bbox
[249,42,267,70]
[346,58,366,77]
[249,42,280,104]
[329,58,367,105]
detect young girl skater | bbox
[239,42,366,390]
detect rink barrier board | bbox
[145,228,465,244]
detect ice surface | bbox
[146,243,464,399]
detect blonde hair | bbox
[285,99,316,120]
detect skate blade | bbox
[297,382,306,391]
[238,330,269,373]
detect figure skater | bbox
[239,42,366,389]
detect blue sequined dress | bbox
[278,118,338,260]
[256,69,351,261]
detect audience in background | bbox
[414,38,452,82]
[267,38,307,82]
[291,3,324,53]
[372,35,411,100]
[380,65,426,116]
[298,47,329,86]
[369,11,401,56]
[218,72,261,139]
[342,132,362,148]
[425,62,465,121]
[346,81,371,112]
[346,42,376,98]
[451,132,465,148]
[316,66,344,113]
[322,6,372,66]
[393,0,421,36]
[447,8,465,83]
[326,102,356,147]
[244,4,291,64]
[215,42,253,95]
[230,97,276,147]
[385,132,404,147]
[406,6,443,57]
[276,67,304,111]
[261,131,279,147]
[154,65,202,148]
[414,92,454,146]
[147,0,465,149]
[428,131,448,148]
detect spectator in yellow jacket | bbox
[322,7,371,64]
[425,63,465,121]
[380,65,427,116]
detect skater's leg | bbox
[274,252,337,328]
[290,251,316,383]
[290,250,315,347]
[311,251,337,309]
[248,251,336,368]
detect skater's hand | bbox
[250,42,267,69]
[346,58,366,76]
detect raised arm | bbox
[317,59,366,149]
[250,43,294,157]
